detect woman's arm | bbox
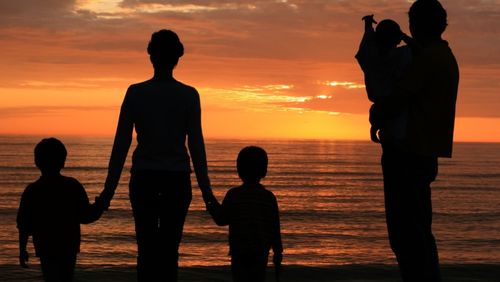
[187,89,211,193]
[101,87,134,208]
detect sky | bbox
[0,0,499,141]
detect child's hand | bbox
[19,249,29,268]
[362,14,377,25]
[94,196,107,213]
[370,126,381,143]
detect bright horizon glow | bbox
[1,1,500,142]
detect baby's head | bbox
[376,19,403,52]
[34,138,67,175]
[237,146,268,184]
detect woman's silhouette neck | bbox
[152,68,175,82]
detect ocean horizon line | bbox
[0,134,498,145]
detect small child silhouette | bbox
[17,138,104,282]
[356,14,413,144]
[205,146,283,282]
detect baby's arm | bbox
[369,104,382,143]
[362,14,377,32]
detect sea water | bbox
[0,136,499,266]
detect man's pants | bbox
[381,144,441,282]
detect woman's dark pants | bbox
[129,170,192,282]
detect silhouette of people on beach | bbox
[358,0,459,281]
[98,30,213,282]
[17,138,104,282]
[205,146,283,282]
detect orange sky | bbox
[1,0,500,142]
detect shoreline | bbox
[1,264,499,282]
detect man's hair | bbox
[409,0,448,38]
[237,146,268,183]
[147,29,184,69]
[34,138,67,173]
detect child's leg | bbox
[231,254,268,282]
[40,255,77,282]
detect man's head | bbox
[409,0,448,40]
[237,146,268,184]
[34,138,67,175]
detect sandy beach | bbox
[1,264,499,282]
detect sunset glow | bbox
[1,0,500,142]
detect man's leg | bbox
[382,145,440,282]
[410,154,441,282]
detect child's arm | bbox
[205,190,231,226]
[80,197,104,224]
[77,182,104,224]
[17,189,31,268]
[18,231,29,268]
[271,196,283,268]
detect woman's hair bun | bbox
[147,29,184,59]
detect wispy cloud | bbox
[323,81,365,89]
[18,77,127,88]
[0,105,117,118]
[0,0,500,121]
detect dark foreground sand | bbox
[1,264,499,282]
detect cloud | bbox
[0,106,117,119]
[0,0,499,120]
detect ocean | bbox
[0,135,499,267]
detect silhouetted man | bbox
[377,1,459,281]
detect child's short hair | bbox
[34,138,67,173]
[376,19,402,50]
[237,146,268,183]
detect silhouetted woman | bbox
[100,30,211,282]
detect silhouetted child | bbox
[205,146,283,282]
[17,138,104,282]
[355,15,413,144]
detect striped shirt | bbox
[208,183,283,257]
